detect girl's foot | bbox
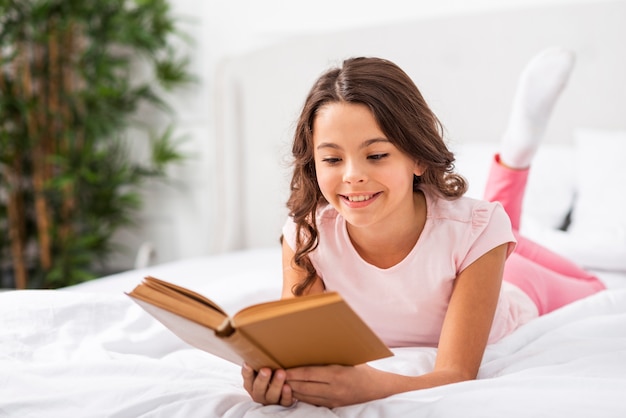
[500,47,575,169]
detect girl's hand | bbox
[285,364,385,408]
[241,363,295,407]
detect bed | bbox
[2,1,626,417]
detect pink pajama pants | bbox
[484,155,606,315]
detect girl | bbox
[242,49,606,408]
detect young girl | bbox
[242,49,606,408]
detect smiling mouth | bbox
[342,192,380,202]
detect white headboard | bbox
[212,0,626,252]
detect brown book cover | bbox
[126,276,393,370]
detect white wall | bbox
[108,0,612,272]
[204,0,600,55]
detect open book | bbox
[127,276,393,371]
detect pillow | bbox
[452,142,575,231]
[450,142,496,200]
[563,129,626,270]
[520,144,576,231]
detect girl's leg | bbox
[486,47,575,226]
[486,47,606,313]
[503,253,605,315]
[483,154,527,231]
[484,46,585,274]
[499,47,575,169]
[484,156,599,280]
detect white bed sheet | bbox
[1,247,625,418]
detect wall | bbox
[107,0,613,272]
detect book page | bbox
[127,277,227,330]
[130,298,283,370]
[143,276,228,314]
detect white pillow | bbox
[563,129,626,270]
[522,144,576,231]
[452,142,575,231]
[450,142,496,200]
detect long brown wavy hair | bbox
[286,57,467,295]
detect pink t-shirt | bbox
[282,188,538,347]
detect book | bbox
[126,276,393,371]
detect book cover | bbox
[127,276,393,370]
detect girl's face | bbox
[312,102,425,230]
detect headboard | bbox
[212,0,626,252]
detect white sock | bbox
[500,47,575,169]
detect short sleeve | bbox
[282,217,297,251]
[459,201,517,272]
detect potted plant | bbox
[0,0,193,289]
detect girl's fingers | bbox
[280,381,295,407]
[242,364,294,406]
[263,369,286,404]
[251,368,272,402]
[241,362,256,394]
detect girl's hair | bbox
[286,56,467,295]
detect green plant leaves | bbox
[0,0,194,288]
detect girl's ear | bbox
[413,161,426,177]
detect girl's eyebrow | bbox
[316,138,390,150]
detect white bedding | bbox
[3,2,626,416]
[1,247,625,418]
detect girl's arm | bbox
[430,242,507,382]
[244,242,508,407]
[282,243,509,407]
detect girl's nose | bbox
[343,160,367,184]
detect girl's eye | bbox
[368,153,389,161]
[321,157,341,165]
